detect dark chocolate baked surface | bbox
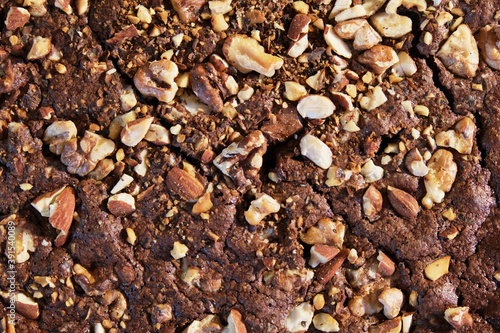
[0,0,499,332]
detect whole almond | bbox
[316,248,349,284]
[387,186,419,219]
[166,167,205,201]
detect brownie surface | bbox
[0,0,499,332]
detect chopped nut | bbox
[111,174,134,195]
[166,167,205,201]
[76,0,88,15]
[414,105,429,116]
[439,225,459,240]
[334,19,382,51]
[324,24,352,59]
[109,111,136,140]
[120,116,154,147]
[360,86,387,111]
[377,251,396,277]
[301,218,345,248]
[329,0,352,18]
[88,158,114,181]
[284,81,307,101]
[435,117,475,154]
[126,227,136,245]
[378,288,404,319]
[313,294,326,310]
[12,225,35,264]
[15,293,39,320]
[409,290,418,307]
[43,121,78,155]
[361,159,384,183]
[401,312,414,333]
[151,303,173,325]
[244,193,280,225]
[223,34,283,77]
[405,148,428,177]
[385,0,426,13]
[54,0,72,14]
[300,134,333,169]
[316,249,349,284]
[171,241,189,259]
[444,307,473,328]
[144,124,170,145]
[5,7,30,30]
[288,14,311,41]
[392,51,417,77]
[288,33,309,58]
[422,150,457,209]
[371,13,412,38]
[387,186,419,219]
[437,24,479,78]
[212,13,228,32]
[209,0,232,15]
[192,193,213,214]
[424,255,451,281]
[107,193,136,216]
[477,24,500,71]
[293,1,309,14]
[369,317,402,333]
[223,310,247,333]
[441,208,456,221]
[285,303,314,333]
[358,45,399,74]
[313,313,340,332]
[103,290,127,321]
[134,60,179,103]
[27,36,51,60]
[363,185,383,217]
[309,244,340,268]
[184,315,223,333]
[297,95,335,119]
[23,0,47,17]
[171,0,208,22]
[237,85,254,103]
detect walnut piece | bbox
[244,193,280,225]
[285,303,314,333]
[422,149,457,209]
[134,60,179,103]
[334,19,382,51]
[437,24,479,78]
[60,131,115,176]
[435,117,475,154]
[43,121,77,155]
[370,13,412,38]
[223,34,283,77]
[300,218,345,248]
[171,0,208,22]
[358,45,399,74]
[300,134,333,169]
[477,24,500,71]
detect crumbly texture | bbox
[0,0,499,332]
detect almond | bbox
[387,186,419,219]
[121,116,154,147]
[166,167,205,201]
[15,293,40,319]
[316,248,349,284]
[309,244,340,268]
[225,309,247,333]
[5,7,30,30]
[108,193,136,216]
[288,14,311,41]
[377,251,396,277]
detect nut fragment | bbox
[15,293,39,319]
[134,60,179,103]
[11,223,35,264]
[192,193,213,214]
[285,303,314,333]
[387,186,419,219]
[363,185,383,217]
[300,134,333,169]
[171,0,208,22]
[5,7,30,30]
[120,116,154,147]
[324,24,352,58]
[151,304,173,325]
[392,52,417,77]
[368,317,402,333]
[435,117,475,155]
[288,34,309,58]
[109,111,136,140]
[371,13,412,38]
[424,255,451,281]
[27,36,51,60]
[300,218,345,247]
[444,307,473,328]
[171,241,189,260]
[144,124,170,145]
[23,0,47,16]
[405,148,428,177]
[477,24,500,71]
[378,288,404,319]
[385,0,426,13]
[377,251,396,277]
[358,45,399,74]
[107,193,136,216]
[284,81,307,101]
[76,0,88,15]
[223,310,247,333]
[54,0,72,14]
[183,315,223,333]
[309,244,340,268]
[244,194,280,225]
[103,290,127,321]
[111,174,134,194]
[315,249,349,284]
[297,95,335,119]
[359,86,387,111]
[43,121,77,155]
[334,19,382,51]
[437,24,479,78]
[312,313,340,332]
[166,167,205,201]
[422,150,457,209]
[361,159,384,183]
[288,14,311,41]
[223,34,283,77]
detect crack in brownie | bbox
[0,0,499,332]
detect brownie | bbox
[0,0,499,332]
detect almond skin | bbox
[316,248,349,284]
[166,167,205,201]
[387,186,419,219]
[49,187,75,246]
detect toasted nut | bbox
[297,95,335,119]
[313,313,340,332]
[166,167,204,201]
[437,24,479,78]
[285,303,314,333]
[151,303,173,325]
[111,174,134,194]
[103,290,127,321]
[27,36,51,60]
[107,193,136,216]
[288,33,309,58]
[300,134,332,169]
[54,0,72,14]
[126,227,136,245]
[436,117,475,154]
[224,310,247,333]
[358,45,399,74]
[444,307,473,328]
[424,255,451,281]
[405,148,428,177]
[329,0,352,18]
[361,159,384,183]
[363,185,383,217]
[385,0,426,13]
[223,34,283,77]
[244,193,280,225]
[183,314,223,333]
[288,14,311,41]
[211,13,228,32]
[439,225,459,240]
[76,0,88,15]
[401,312,414,333]
[377,251,396,277]
[109,111,136,140]
[5,7,30,30]
[120,116,154,147]
[378,288,404,319]
[334,19,382,51]
[171,241,189,260]
[316,249,349,284]
[284,81,307,101]
[477,24,500,71]
[23,0,47,17]
[192,193,213,214]
[15,293,39,319]
[309,244,340,268]
[43,121,78,155]
[371,13,412,38]
[348,294,384,317]
[369,317,402,333]
[335,5,366,22]
[422,150,457,209]
[360,85,388,111]
[392,52,417,77]
[324,24,352,58]
[387,186,419,219]
[361,0,388,16]
[301,218,345,247]
[171,0,207,22]
[134,60,179,103]
[12,224,35,264]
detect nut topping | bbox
[5,7,30,30]
[405,148,428,177]
[43,121,78,155]
[444,307,473,328]
[166,167,205,201]
[435,117,475,154]
[300,134,333,169]
[477,24,500,71]
[288,14,311,41]
[392,52,417,77]
[378,288,404,319]
[134,60,179,103]
[284,302,314,333]
[422,150,457,209]
[223,310,247,333]
[385,0,426,13]
[358,45,399,74]
[107,193,136,216]
[371,13,412,38]
[171,0,208,22]
[334,19,382,51]
[309,244,340,268]
[300,218,345,247]
[312,313,340,332]
[324,24,352,59]
[14,293,40,319]
[377,251,396,277]
[183,315,223,333]
[424,255,451,281]
[144,123,170,145]
[284,81,308,101]
[387,186,419,219]
[244,193,280,225]
[27,36,51,60]
[297,95,336,119]
[120,116,154,147]
[437,24,479,78]
[363,185,383,217]
[315,248,349,284]
[223,34,283,77]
